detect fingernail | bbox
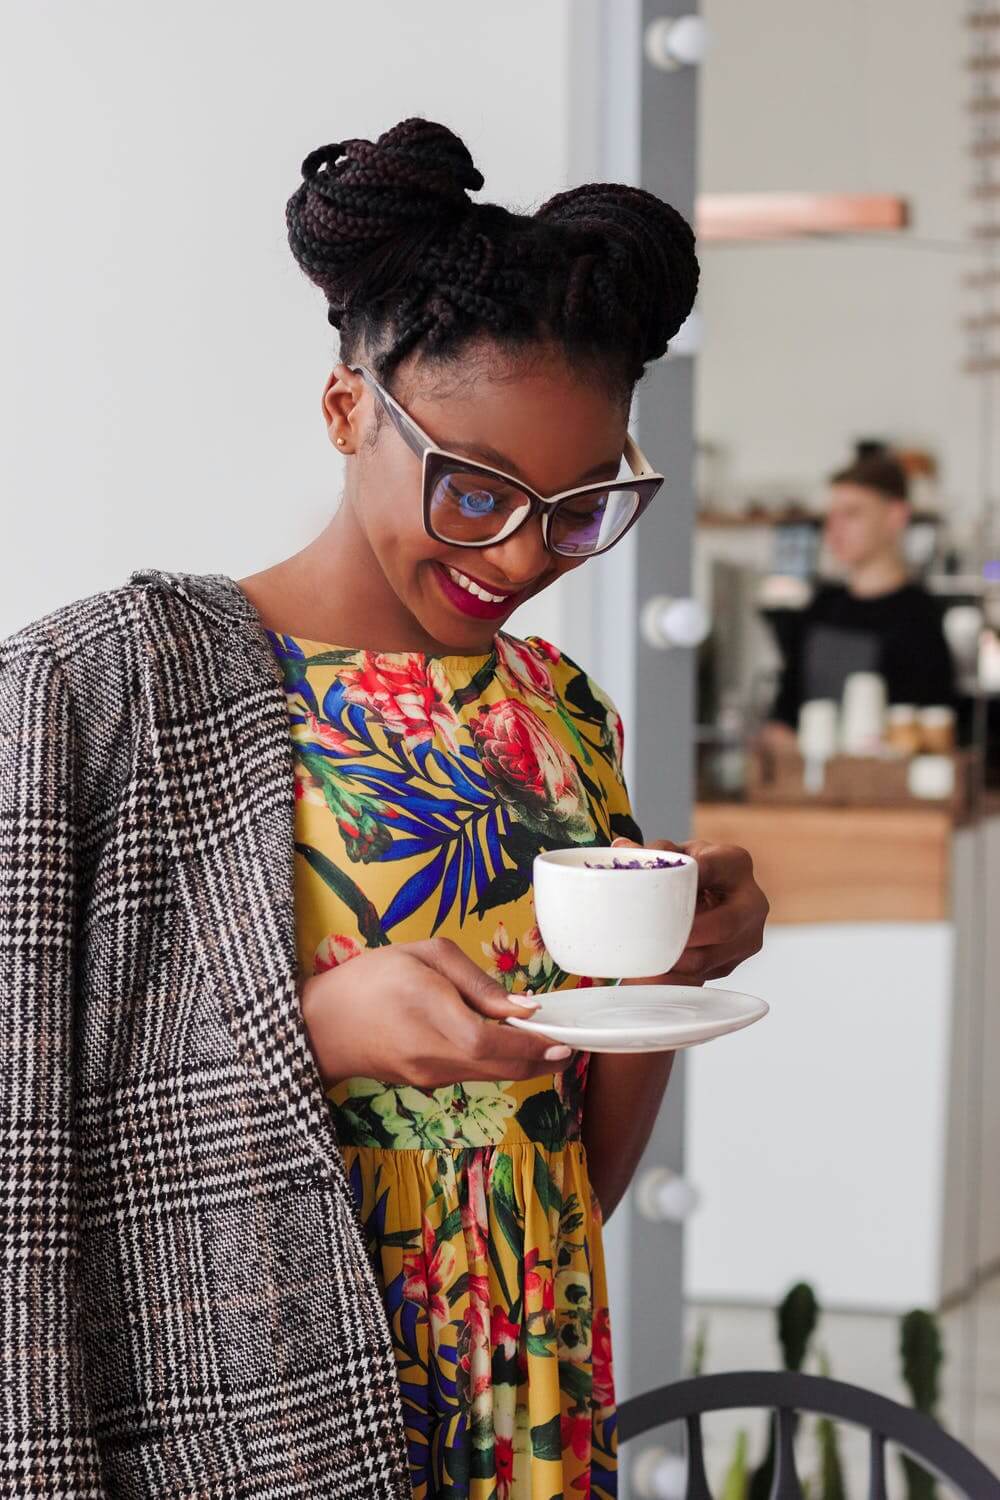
[544,1044,572,1060]
[510,994,541,1009]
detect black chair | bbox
[619,1370,1000,1499]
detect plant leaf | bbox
[474,864,532,918]
[515,1091,568,1151]
[530,1413,563,1461]
[294,842,389,948]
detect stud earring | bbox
[336,437,346,447]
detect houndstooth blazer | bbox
[0,569,411,1498]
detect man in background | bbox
[765,450,955,738]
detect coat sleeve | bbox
[0,636,108,1496]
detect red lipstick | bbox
[433,562,523,620]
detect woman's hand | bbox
[613,836,769,985]
[298,938,572,1089]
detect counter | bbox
[694,802,952,924]
[682,802,1000,1313]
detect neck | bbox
[239,507,443,654]
[847,552,910,600]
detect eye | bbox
[560,496,608,522]
[454,487,497,517]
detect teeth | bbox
[446,566,507,604]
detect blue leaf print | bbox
[379,836,446,863]
[471,824,490,907]
[432,844,462,934]
[347,703,371,740]
[485,803,504,874]
[429,748,490,802]
[382,845,449,931]
[321,677,350,723]
[372,811,452,841]
[459,835,473,923]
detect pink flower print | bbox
[591,1305,616,1409]
[496,634,557,707]
[483,922,521,991]
[491,1305,520,1360]
[292,760,325,806]
[470,699,590,839]
[339,653,462,752]
[289,699,353,756]
[461,1155,490,1263]
[562,1412,593,1463]
[313,934,362,972]
[402,1216,457,1338]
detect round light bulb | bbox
[644,15,711,72]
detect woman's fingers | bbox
[688,886,763,949]
[407,942,571,1081]
[414,937,541,1019]
[430,990,572,1081]
[614,835,769,979]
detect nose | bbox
[482,514,551,587]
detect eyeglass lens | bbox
[428,467,642,557]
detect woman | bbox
[0,119,767,1499]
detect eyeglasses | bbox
[349,364,664,559]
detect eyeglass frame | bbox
[347,363,665,559]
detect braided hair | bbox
[286,117,698,393]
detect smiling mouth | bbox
[443,565,516,604]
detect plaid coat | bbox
[0,569,411,1498]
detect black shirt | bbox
[767,582,956,728]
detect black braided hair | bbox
[286,117,699,391]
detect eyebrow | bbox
[439,437,621,488]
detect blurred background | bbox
[4,1,999,1495]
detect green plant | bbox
[815,1351,847,1500]
[721,1429,750,1500]
[688,1316,709,1377]
[899,1309,944,1500]
[749,1283,820,1500]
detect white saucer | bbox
[507,985,769,1054]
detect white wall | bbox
[0,0,598,650]
[695,0,987,534]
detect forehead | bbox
[828,482,887,512]
[395,347,629,490]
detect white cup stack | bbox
[840,672,887,756]
[798,700,839,794]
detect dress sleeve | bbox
[0,638,108,1496]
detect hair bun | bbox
[537,182,699,362]
[287,119,484,324]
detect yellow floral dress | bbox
[266,627,640,1500]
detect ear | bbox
[322,364,367,454]
[887,499,912,539]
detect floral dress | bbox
[266,627,641,1500]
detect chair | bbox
[618,1370,1000,1499]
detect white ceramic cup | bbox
[841,672,887,755]
[908,754,955,800]
[797,699,839,762]
[532,846,699,980]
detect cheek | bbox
[356,450,431,558]
[549,554,589,584]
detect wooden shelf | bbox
[696,193,909,243]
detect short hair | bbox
[830,452,909,502]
